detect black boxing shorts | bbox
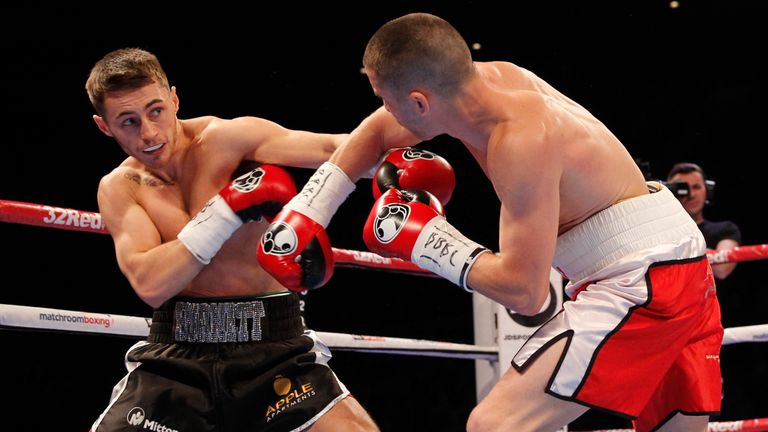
[90,292,349,432]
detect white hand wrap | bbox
[411,216,490,292]
[283,162,355,228]
[177,195,243,264]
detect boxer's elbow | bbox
[472,263,548,315]
[137,290,169,309]
[484,287,540,315]
[501,290,542,316]
[513,291,551,316]
[120,262,174,309]
[128,275,171,309]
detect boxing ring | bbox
[2,198,767,431]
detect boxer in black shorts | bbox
[91,293,351,431]
[86,48,378,431]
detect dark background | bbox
[1,1,766,430]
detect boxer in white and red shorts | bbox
[512,183,723,431]
[256,14,725,430]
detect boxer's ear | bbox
[93,115,113,137]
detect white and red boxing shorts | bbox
[512,183,722,431]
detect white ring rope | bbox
[0,303,763,363]
[3,308,766,432]
[722,324,768,345]
[0,303,498,361]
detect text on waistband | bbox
[174,301,266,342]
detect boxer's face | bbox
[93,82,179,169]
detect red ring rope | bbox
[707,245,768,265]
[0,199,435,276]
[2,199,766,266]
[579,416,768,432]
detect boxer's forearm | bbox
[331,106,420,182]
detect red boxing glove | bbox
[178,164,296,264]
[257,161,356,292]
[257,209,334,292]
[372,148,456,206]
[363,188,444,260]
[219,164,297,222]
[364,188,489,292]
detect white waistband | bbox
[553,185,703,282]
